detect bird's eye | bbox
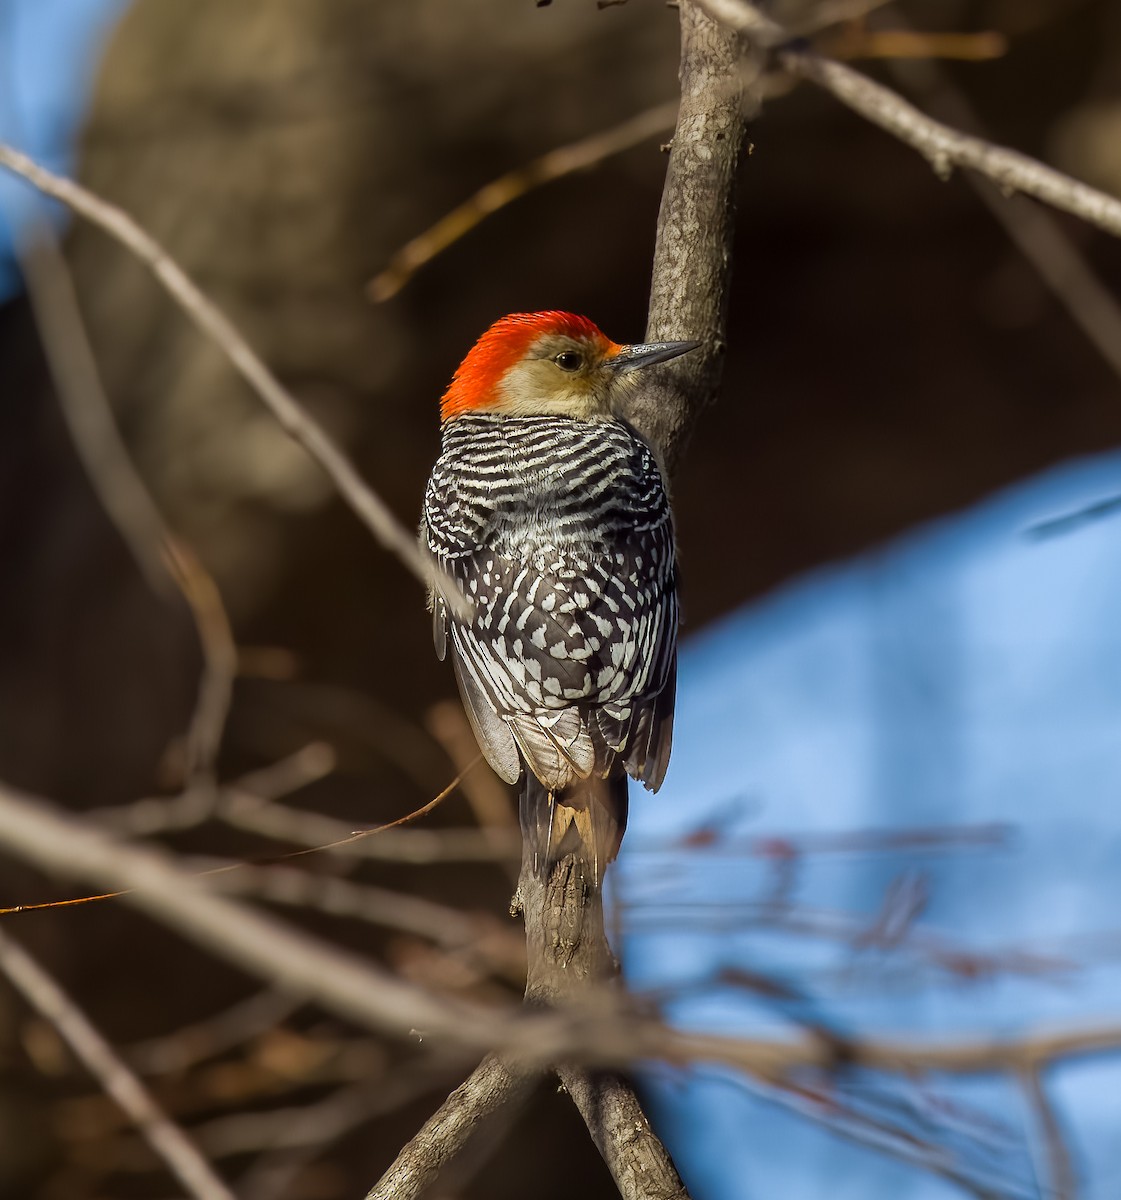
[554,350,583,372]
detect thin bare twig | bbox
[197,1082,399,1160]
[368,101,679,302]
[207,863,523,979]
[695,0,1121,240]
[0,777,510,1050]
[624,896,1071,983]
[16,232,237,782]
[783,47,1121,238]
[1021,1067,1079,1200]
[427,700,518,878]
[882,44,1121,385]
[235,1070,455,1200]
[162,538,238,780]
[729,1069,1031,1200]
[0,925,235,1200]
[252,679,453,796]
[217,793,519,864]
[1027,493,1121,539]
[90,743,515,867]
[90,742,337,835]
[18,233,169,595]
[127,989,301,1077]
[0,141,463,612]
[670,1019,1121,1080]
[825,30,1008,62]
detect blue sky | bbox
[0,0,127,297]
[620,450,1121,1199]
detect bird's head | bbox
[439,311,698,423]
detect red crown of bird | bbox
[439,311,620,422]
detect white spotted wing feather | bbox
[424,413,677,796]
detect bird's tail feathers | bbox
[519,773,628,886]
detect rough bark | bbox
[514,841,688,1199]
[558,1068,689,1200]
[365,1055,534,1200]
[366,4,753,1195]
[629,0,754,474]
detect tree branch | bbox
[0,777,511,1051]
[17,231,237,783]
[557,1068,689,1200]
[368,100,680,303]
[631,0,754,473]
[0,141,457,609]
[1021,1066,1078,1200]
[384,5,755,1195]
[514,846,692,1198]
[534,2,754,1188]
[780,48,1121,238]
[695,0,1121,242]
[0,925,234,1200]
[365,1055,535,1200]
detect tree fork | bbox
[366,3,751,1195]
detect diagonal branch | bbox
[0,141,455,608]
[780,48,1121,238]
[17,231,237,782]
[881,44,1121,385]
[365,1055,535,1200]
[695,0,1121,241]
[1020,1067,1079,1200]
[0,777,510,1050]
[368,100,680,303]
[557,1067,688,1200]
[0,925,235,1200]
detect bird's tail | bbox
[519,773,629,886]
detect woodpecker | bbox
[422,311,696,881]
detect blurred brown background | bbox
[1,0,1120,1195]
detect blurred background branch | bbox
[0,925,236,1200]
[0,141,446,601]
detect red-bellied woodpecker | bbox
[422,312,697,881]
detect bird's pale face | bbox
[495,333,622,420]
[438,311,698,424]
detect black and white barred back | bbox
[423,412,678,872]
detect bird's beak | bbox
[603,339,700,373]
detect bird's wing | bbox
[620,651,676,791]
[451,649,522,784]
[596,572,677,792]
[422,417,677,793]
[445,536,677,791]
[431,594,448,661]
